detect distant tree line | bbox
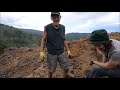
[0,24,42,54]
[66,33,91,42]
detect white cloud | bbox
[61,12,120,33]
[0,12,120,33]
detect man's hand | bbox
[96,47,103,55]
[40,51,45,60]
[67,50,73,59]
[90,60,94,65]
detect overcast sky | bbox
[0,12,120,34]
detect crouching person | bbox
[86,29,120,78]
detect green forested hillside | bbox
[19,28,43,36]
[0,24,42,54]
[66,33,91,41]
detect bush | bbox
[0,40,7,55]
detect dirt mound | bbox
[0,32,120,78]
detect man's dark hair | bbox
[102,40,112,59]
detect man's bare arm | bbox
[93,59,120,69]
[101,52,108,63]
[96,47,107,63]
[64,37,69,51]
[40,29,47,51]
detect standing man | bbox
[40,12,73,78]
[86,29,120,78]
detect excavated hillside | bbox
[0,32,120,78]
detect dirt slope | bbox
[0,32,120,78]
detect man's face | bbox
[51,15,61,26]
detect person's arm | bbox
[40,29,47,52]
[93,47,120,69]
[92,46,120,69]
[96,47,107,63]
[64,37,73,59]
[64,37,69,51]
[101,52,108,63]
[93,59,120,69]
